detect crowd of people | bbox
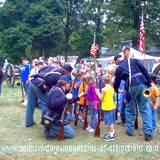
[1,45,160,142]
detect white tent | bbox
[98,48,160,61]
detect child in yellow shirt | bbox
[96,74,116,141]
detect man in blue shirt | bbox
[20,58,30,93]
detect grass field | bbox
[0,82,160,160]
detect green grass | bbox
[0,83,160,160]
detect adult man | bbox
[20,58,30,93]
[114,46,153,141]
[28,59,39,81]
[44,75,81,139]
[25,64,73,127]
[114,54,126,124]
[47,57,61,68]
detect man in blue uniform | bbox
[114,46,153,141]
[20,58,30,93]
[114,54,126,124]
[25,64,73,127]
[44,75,81,139]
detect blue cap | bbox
[121,45,130,52]
[59,75,71,82]
[114,54,123,61]
[62,64,73,72]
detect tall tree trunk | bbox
[64,32,69,62]
[42,48,45,58]
[64,0,72,62]
[130,0,141,48]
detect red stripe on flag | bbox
[90,43,99,56]
[139,13,145,54]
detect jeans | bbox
[89,102,97,129]
[118,93,124,112]
[125,84,152,136]
[25,82,48,126]
[50,124,74,139]
[121,102,126,124]
[104,109,116,125]
[23,81,29,93]
[152,108,157,131]
[65,111,75,122]
[118,92,125,123]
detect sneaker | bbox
[88,128,95,133]
[104,134,116,141]
[86,126,91,131]
[22,100,28,106]
[145,134,153,142]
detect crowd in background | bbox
[0,48,160,142]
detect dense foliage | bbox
[0,0,159,62]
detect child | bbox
[150,74,159,131]
[72,71,83,123]
[77,75,89,124]
[0,66,4,95]
[96,74,116,141]
[84,74,98,133]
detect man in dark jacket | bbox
[44,75,81,139]
[25,64,73,127]
[114,46,153,141]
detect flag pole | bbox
[141,2,146,65]
[93,32,97,78]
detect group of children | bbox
[72,68,117,141]
[71,65,160,141]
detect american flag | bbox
[90,43,99,56]
[139,11,145,54]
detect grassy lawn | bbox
[0,82,160,160]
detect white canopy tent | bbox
[98,48,160,61]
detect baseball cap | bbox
[114,54,123,61]
[62,64,73,72]
[121,45,130,52]
[59,75,71,82]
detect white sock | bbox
[109,131,115,137]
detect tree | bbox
[103,0,160,50]
[0,0,63,62]
[24,3,63,57]
[56,0,85,58]
[0,0,160,63]
[70,0,108,57]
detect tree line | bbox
[0,0,159,63]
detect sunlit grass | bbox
[0,82,159,160]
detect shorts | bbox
[104,109,116,125]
